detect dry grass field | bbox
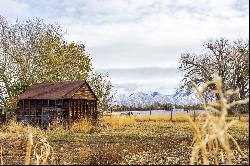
[0,114,248,165]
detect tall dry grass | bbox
[48,120,66,132]
[134,114,198,122]
[100,115,137,130]
[187,74,249,165]
[0,119,54,165]
[105,113,247,124]
[5,119,44,137]
[70,118,94,133]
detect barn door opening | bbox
[41,108,50,128]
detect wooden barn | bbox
[0,106,3,114]
[17,80,98,128]
[0,106,5,124]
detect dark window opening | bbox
[43,100,49,106]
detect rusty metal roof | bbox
[18,80,97,100]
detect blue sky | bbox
[0,0,249,95]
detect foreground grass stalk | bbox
[188,74,249,165]
[25,133,33,165]
[0,146,3,165]
[34,138,54,165]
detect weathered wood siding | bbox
[72,85,96,100]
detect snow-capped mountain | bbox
[173,90,201,105]
[112,90,200,106]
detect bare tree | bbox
[178,38,249,113]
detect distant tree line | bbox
[112,103,203,112]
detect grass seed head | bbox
[188,74,249,165]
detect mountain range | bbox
[112,90,201,106]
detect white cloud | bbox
[61,9,248,69]
[1,0,249,94]
[98,67,183,95]
[0,0,29,18]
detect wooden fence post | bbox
[68,100,71,129]
[170,109,173,122]
[193,110,196,122]
[238,108,241,121]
